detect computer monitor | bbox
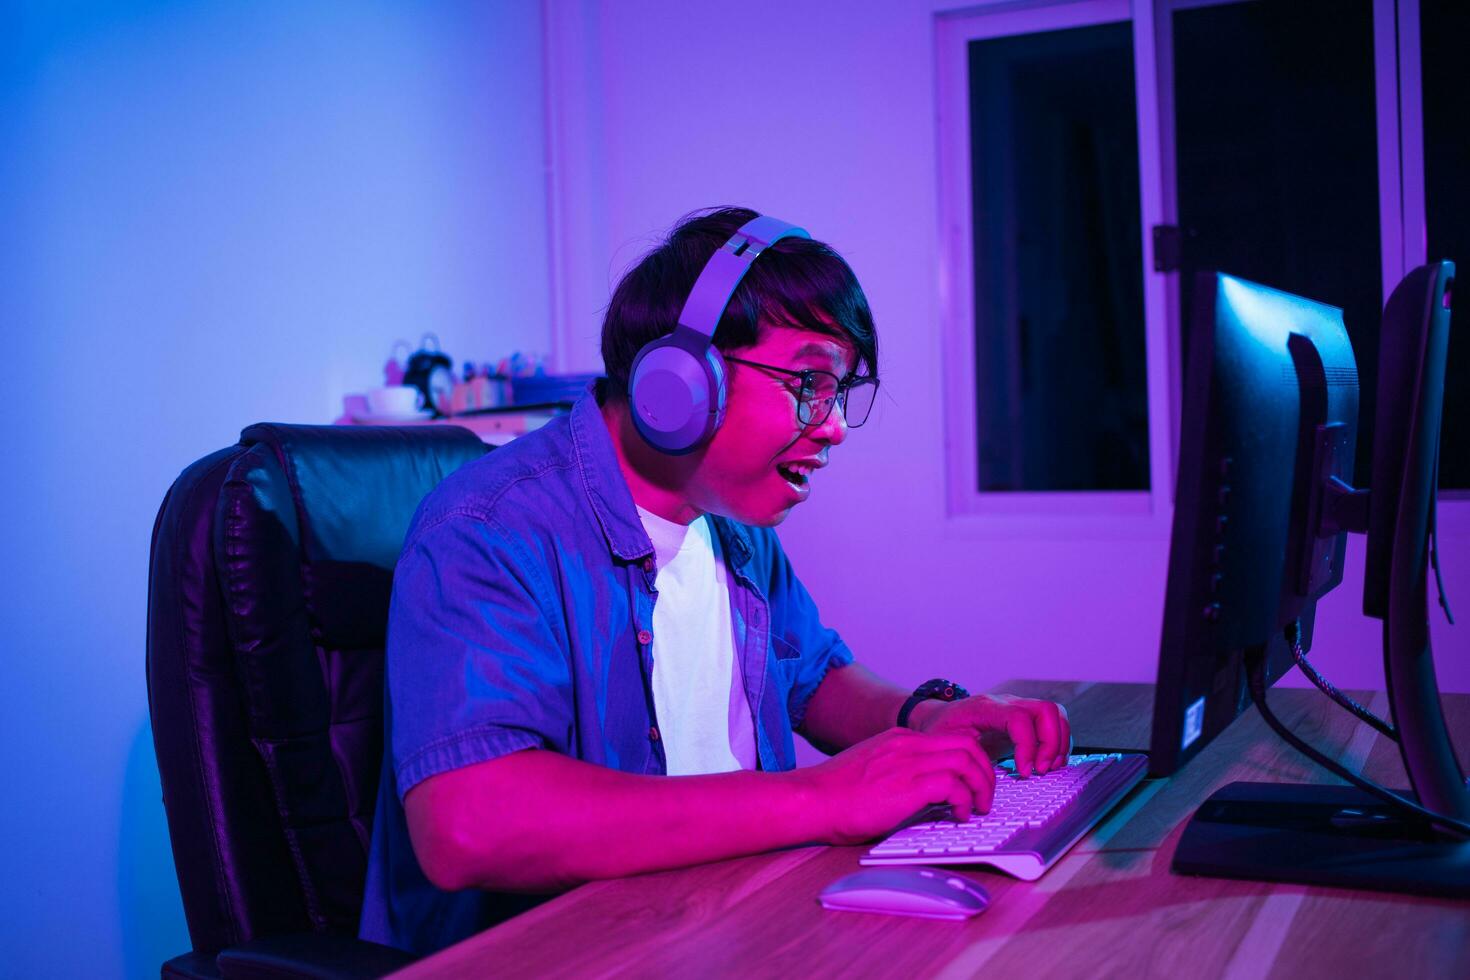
[1361,261,1466,822]
[1151,262,1469,896]
[1150,272,1358,777]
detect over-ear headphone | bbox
[629,214,810,454]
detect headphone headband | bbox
[677,215,810,339]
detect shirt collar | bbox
[569,382,653,562]
[708,515,754,570]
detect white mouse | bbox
[818,867,990,921]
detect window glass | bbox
[968,23,1149,492]
[1420,0,1469,490]
[1172,0,1381,487]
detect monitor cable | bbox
[1285,621,1396,740]
[1245,640,1470,839]
[1430,448,1456,625]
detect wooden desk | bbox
[392,681,1470,979]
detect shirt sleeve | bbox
[760,534,856,732]
[385,510,573,799]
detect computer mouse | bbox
[818,867,990,921]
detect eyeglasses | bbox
[724,356,879,428]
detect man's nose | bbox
[811,398,849,445]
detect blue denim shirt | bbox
[359,384,854,955]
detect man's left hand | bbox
[910,694,1072,776]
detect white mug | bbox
[365,385,424,417]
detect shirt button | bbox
[643,557,655,573]
[648,726,660,741]
[637,629,653,645]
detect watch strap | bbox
[896,694,930,730]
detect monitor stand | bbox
[1173,781,1470,897]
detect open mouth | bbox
[777,461,814,489]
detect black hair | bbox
[600,206,878,398]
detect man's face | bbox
[686,325,857,526]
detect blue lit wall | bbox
[0,3,551,975]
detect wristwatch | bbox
[898,678,970,729]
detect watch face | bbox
[918,679,968,701]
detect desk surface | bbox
[391,680,1470,979]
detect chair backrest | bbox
[147,422,488,953]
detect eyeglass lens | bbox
[798,375,876,427]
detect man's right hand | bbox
[796,728,996,845]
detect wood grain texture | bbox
[391,682,1470,980]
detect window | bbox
[938,0,1467,521]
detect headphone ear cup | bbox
[629,335,722,454]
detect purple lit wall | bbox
[1,3,552,976]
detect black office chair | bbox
[147,423,488,979]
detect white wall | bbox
[540,0,1469,750]
[0,3,552,976]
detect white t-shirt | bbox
[637,506,758,775]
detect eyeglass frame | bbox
[723,355,879,428]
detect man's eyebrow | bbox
[792,341,851,369]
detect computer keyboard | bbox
[860,752,1149,880]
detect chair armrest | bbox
[212,934,417,980]
[163,949,222,979]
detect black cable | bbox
[1430,451,1455,625]
[1285,621,1396,740]
[1246,646,1470,839]
[1432,521,1455,625]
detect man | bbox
[360,207,1070,955]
